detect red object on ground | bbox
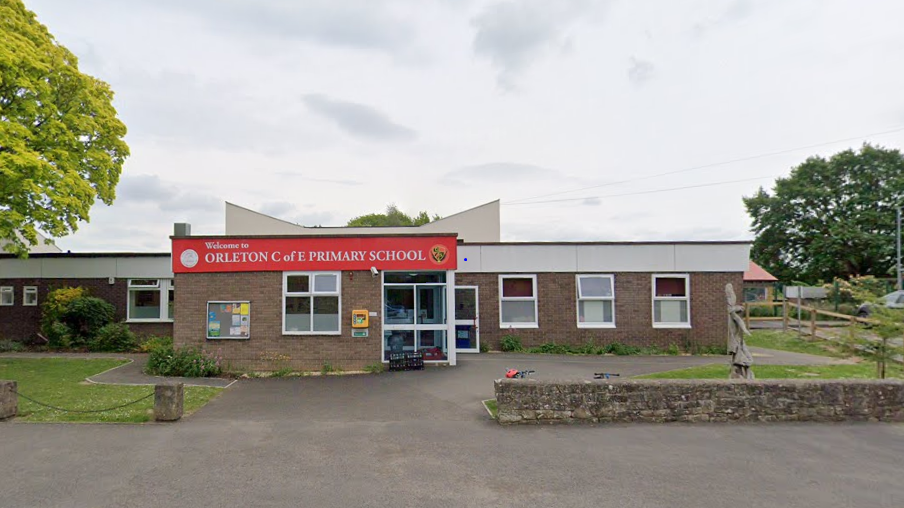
[505,369,520,378]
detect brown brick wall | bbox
[0,278,173,341]
[455,272,742,350]
[174,271,382,372]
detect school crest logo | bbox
[430,245,449,265]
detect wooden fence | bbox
[743,301,875,337]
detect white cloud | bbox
[22,0,904,251]
[302,94,417,141]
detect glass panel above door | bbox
[384,272,447,284]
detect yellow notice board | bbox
[207,301,251,339]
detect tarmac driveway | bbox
[195,350,847,424]
[3,351,902,508]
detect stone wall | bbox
[495,378,904,424]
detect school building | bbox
[0,201,749,370]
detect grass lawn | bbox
[636,362,903,380]
[1,358,223,423]
[482,399,498,419]
[746,330,848,358]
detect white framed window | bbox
[652,274,690,328]
[0,286,13,306]
[23,286,38,306]
[576,275,615,327]
[499,275,538,328]
[127,279,174,322]
[283,272,341,335]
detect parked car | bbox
[856,291,904,317]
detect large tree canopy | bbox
[0,0,129,256]
[347,204,440,227]
[744,144,904,284]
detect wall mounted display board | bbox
[207,301,251,339]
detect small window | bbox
[127,279,173,321]
[0,287,13,306]
[653,275,690,328]
[499,275,538,328]
[283,272,341,334]
[577,275,615,327]
[23,287,38,306]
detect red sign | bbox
[172,236,457,273]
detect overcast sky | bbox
[26,0,904,252]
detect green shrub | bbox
[321,362,335,375]
[666,344,681,356]
[270,367,293,378]
[138,335,173,353]
[47,321,74,349]
[748,305,778,318]
[526,343,569,354]
[363,362,385,374]
[0,339,25,352]
[606,342,642,355]
[573,341,597,355]
[479,342,489,353]
[61,296,115,344]
[500,335,523,352]
[41,286,88,338]
[146,344,222,377]
[88,323,137,352]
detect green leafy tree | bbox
[347,204,440,227]
[843,285,904,379]
[744,144,904,283]
[0,0,129,256]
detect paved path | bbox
[2,352,903,508]
[0,352,234,388]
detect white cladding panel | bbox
[41,258,118,278]
[577,245,676,272]
[457,246,482,272]
[456,244,748,273]
[0,256,171,279]
[479,245,578,272]
[115,257,173,278]
[674,244,750,272]
[0,259,43,278]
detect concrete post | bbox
[0,380,17,420]
[154,383,184,422]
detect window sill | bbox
[126,319,174,323]
[500,323,539,329]
[577,323,616,329]
[207,337,250,340]
[652,323,692,329]
[282,331,342,336]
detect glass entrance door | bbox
[454,286,479,353]
[383,272,449,362]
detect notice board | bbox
[207,301,251,339]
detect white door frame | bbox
[454,285,480,353]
